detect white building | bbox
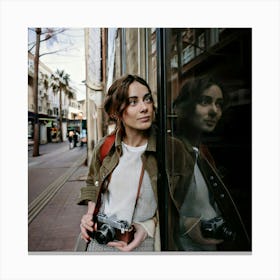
[28,52,85,144]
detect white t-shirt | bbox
[102,142,157,225]
[177,147,220,250]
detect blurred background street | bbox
[28,142,88,251]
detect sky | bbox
[28,28,86,100]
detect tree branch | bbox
[38,46,77,58]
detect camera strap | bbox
[98,164,144,209]
[135,163,145,205]
[93,163,144,229]
[100,133,116,163]
[92,134,116,220]
[93,133,145,221]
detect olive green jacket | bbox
[165,136,195,250]
[175,136,251,251]
[77,127,161,250]
[77,126,196,251]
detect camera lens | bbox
[95,224,115,245]
[201,217,236,242]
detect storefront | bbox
[28,111,60,144]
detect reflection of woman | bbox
[78,75,160,252]
[172,76,250,251]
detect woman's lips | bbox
[138,116,150,122]
[205,120,216,126]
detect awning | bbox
[39,118,56,121]
[46,121,52,127]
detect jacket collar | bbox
[179,136,197,159]
[114,125,157,153]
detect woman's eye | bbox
[216,100,224,109]
[129,100,137,105]
[199,96,211,105]
[144,97,153,103]
[144,94,153,103]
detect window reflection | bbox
[165,28,252,251]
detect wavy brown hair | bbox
[104,74,153,134]
[173,75,227,119]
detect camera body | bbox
[200,216,236,241]
[94,213,135,245]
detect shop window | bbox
[53,107,59,116]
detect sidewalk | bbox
[28,141,89,252]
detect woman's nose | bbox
[140,101,148,112]
[209,103,219,115]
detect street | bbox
[28,141,88,252]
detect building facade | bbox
[28,52,85,144]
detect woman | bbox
[78,74,160,252]
[172,75,250,251]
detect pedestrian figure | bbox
[73,131,78,147]
[68,130,74,149]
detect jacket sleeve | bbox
[77,143,102,205]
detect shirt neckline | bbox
[122,141,147,152]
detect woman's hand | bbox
[80,201,96,243]
[107,223,148,252]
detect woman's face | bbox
[191,84,224,133]
[121,81,154,133]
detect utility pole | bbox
[33,28,41,157]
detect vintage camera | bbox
[200,216,236,241]
[94,213,135,245]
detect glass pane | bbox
[164,28,252,251]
